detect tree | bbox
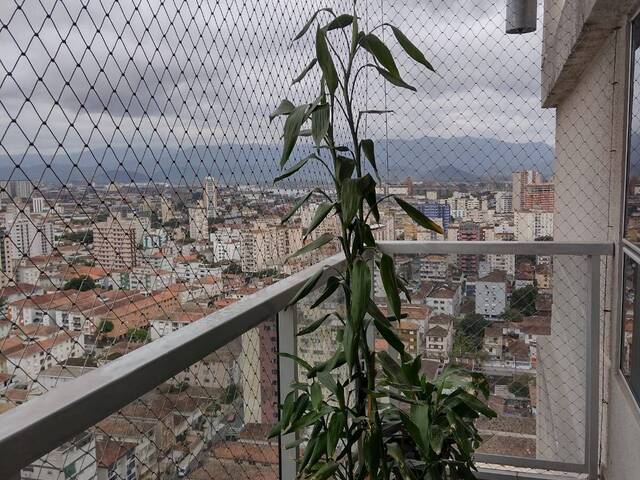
[511,285,538,316]
[162,218,180,229]
[224,263,242,275]
[63,275,97,292]
[458,313,490,350]
[500,307,523,323]
[452,332,479,357]
[62,230,93,245]
[126,328,149,343]
[509,375,531,398]
[98,320,114,334]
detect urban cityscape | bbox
[0,169,560,479]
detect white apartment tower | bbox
[203,176,219,218]
[5,212,55,261]
[93,216,138,270]
[188,201,208,242]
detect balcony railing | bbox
[0,241,613,480]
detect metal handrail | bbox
[0,253,345,478]
[0,240,615,478]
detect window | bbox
[622,17,640,403]
[621,255,640,401]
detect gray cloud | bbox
[0,0,554,179]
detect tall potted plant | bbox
[269,3,496,479]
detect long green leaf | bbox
[288,268,324,307]
[343,321,356,369]
[359,109,394,115]
[310,276,341,308]
[316,27,338,94]
[326,413,345,457]
[389,25,435,71]
[360,173,379,223]
[317,370,338,394]
[311,104,330,146]
[350,258,371,330]
[340,178,361,225]
[305,202,333,239]
[287,233,334,260]
[374,317,405,355]
[280,104,308,167]
[274,154,318,183]
[395,196,444,234]
[313,462,340,480]
[335,155,355,183]
[269,99,295,122]
[310,382,322,410]
[297,312,333,336]
[293,8,334,41]
[325,14,353,31]
[387,443,416,480]
[360,139,379,180]
[292,58,318,84]
[361,33,399,76]
[380,253,401,320]
[281,189,316,224]
[372,65,416,91]
[279,352,313,372]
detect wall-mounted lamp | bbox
[506,0,537,34]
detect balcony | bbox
[1,0,639,479]
[0,240,614,480]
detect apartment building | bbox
[514,210,554,241]
[421,282,462,316]
[22,433,96,480]
[424,314,454,361]
[512,170,543,212]
[475,270,508,321]
[4,212,55,262]
[188,202,208,242]
[93,216,138,270]
[457,221,484,275]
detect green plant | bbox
[508,374,531,398]
[268,4,495,479]
[98,320,114,334]
[510,285,538,316]
[126,327,149,343]
[378,361,496,479]
[63,275,97,291]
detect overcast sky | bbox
[0,0,554,166]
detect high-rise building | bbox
[31,196,47,214]
[0,180,34,201]
[240,226,303,273]
[188,201,208,242]
[93,216,138,270]
[495,191,513,214]
[456,221,484,276]
[512,170,543,212]
[524,182,555,212]
[5,212,55,262]
[160,196,174,224]
[514,211,554,240]
[0,229,14,287]
[240,318,278,425]
[203,176,219,218]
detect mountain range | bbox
[0,136,554,185]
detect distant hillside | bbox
[0,136,554,185]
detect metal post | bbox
[278,307,298,480]
[585,255,601,479]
